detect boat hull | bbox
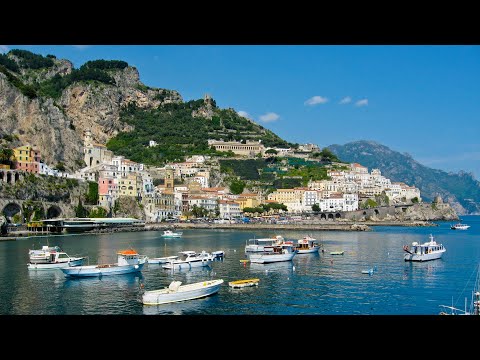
[147,256,178,264]
[28,257,86,270]
[142,279,223,305]
[61,262,145,277]
[229,279,259,288]
[296,247,320,254]
[249,252,295,264]
[404,250,445,262]
[162,259,212,270]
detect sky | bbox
[2,45,480,179]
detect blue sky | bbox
[2,45,480,179]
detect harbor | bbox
[0,215,477,315]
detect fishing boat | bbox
[142,279,224,305]
[147,255,178,264]
[61,249,147,277]
[245,235,285,253]
[295,235,320,254]
[162,250,214,270]
[403,234,446,262]
[28,245,86,270]
[330,251,344,255]
[450,223,470,230]
[161,230,183,238]
[228,278,259,289]
[248,243,296,264]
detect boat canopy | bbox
[118,249,139,255]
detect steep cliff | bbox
[0,50,182,171]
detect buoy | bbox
[292,266,296,271]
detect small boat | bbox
[248,243,296,264]
[361,266,377,275]
[161,230,183,238]
[403,234,446,262]
[162,250,214,270]
[61,249,147,277]
[28,245,86,270]
[295,236,320,254]
[330,251,344,255]
[229,278,260,289]
[211,250,225,259]
[450,223,470,230]
[142,279,224,305]
[147,255,179,264]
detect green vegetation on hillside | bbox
[81,60,129,71]
[0,54,20,72]
[9,49,54,69]
[0,65,37,98]
[107,100,292,166]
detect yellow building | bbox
[236,195,260,210]
[13,145,41,173]
[118,174,141,197]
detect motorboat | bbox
[228,278,259,289]
[248,243,296,264]
[28,245,86,270]
[161,230,183,238]
[295,235,320,254]
[162,250,214,270]
[403,234,446,262]
[147,255,178,264]
[61,249,147,277]
[450,223,470,230]
[245,235,284,253]
[142,279,224,305]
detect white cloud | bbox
[237,110,251,119]
[355,99,368,107]
[0,45,9,53]
[259,112,280,123]
[339,96,352,104]
[71,45,90,50]
[304,96,328,106]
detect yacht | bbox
[450,223,470,230]
[245,235,284,253]
[162,250,214,270]
[403,234,446,262]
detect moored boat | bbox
[61,249,147,277]
[161,230,183,238]
[228,278,260,288]
[330,251,344,255]
[403,234,446,262]
[245,235,285,253]
[162,250,214,270]
[248,243,296,264]
[295,235,320,254]
[142,279,224,305]
[28,245,86,270]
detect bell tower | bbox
[164,165,174,194]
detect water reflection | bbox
[142,294,216,315]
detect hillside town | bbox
[0,129,422,224]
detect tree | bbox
[229,179,245,195]
[265,149,278,155]
[312,204,320,212]
[411,197,419,204]
[75,199,87,217]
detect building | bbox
[13,145,41,173]
[218,200,241,219]
[207,139,265,156]
[83,130,114,168]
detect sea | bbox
[1,215,479,316]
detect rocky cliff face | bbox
[0,52,182,171]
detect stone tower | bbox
[164,165,174,194]
[204,93,212,106]
[84,130,93,148]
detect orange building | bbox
[13,145,41,173]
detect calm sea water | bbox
[1,215,479,315]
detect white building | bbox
[218,200,242,219]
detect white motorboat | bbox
[28,245,86,270]
[211,250,225,259]
[147,255,179,264]
[295,235,320,254]
[161,230,183,238]
[403,234,446,262]
[162,250,214,270]
[142,279,224,305]
[248,243,296,264]
[245,235,284,253]
[61,249,147,277]
[450,223,470,230]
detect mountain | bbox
[0,49,291,170]
[327,140,480,215]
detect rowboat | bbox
[228,278,259,289]
[330,251,344,255]
[142,279,224,305]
